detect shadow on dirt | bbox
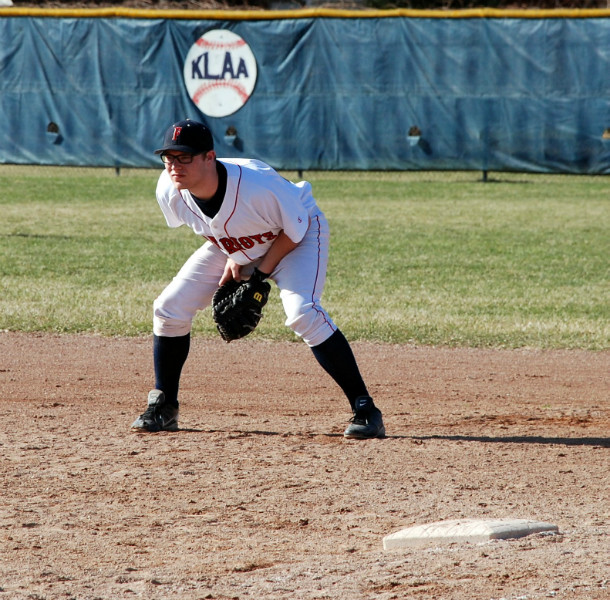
[415,434,609,448]
[171,429,609,448]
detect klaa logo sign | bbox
[184,29,257,118]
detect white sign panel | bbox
[184,29,257,118]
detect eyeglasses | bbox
[160,152,201,165]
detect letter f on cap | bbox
[172,127,182,141]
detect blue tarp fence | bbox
[1,9,609,172]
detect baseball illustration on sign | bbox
[184,29,257,118]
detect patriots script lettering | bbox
[208,231,278,254]
[191,52,249,80]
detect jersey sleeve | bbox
[264,177,313,244]
[156,171,184,228]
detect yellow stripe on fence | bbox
[1,7,610,20]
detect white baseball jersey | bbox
[153,158,337,347]
[156,158,322,266]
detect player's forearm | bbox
[257,230,299,275]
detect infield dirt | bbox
[0,332,608,599]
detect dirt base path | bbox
[0,332,608,599]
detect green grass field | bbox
[0,166,608,350]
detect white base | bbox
[383,518,559,550]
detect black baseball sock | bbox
[310,329,369,410]
[153,333,190,407]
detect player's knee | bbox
[284,304,335,347]
[153,297,192,337]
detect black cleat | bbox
[131,389,179,432]
[344,396,386,439]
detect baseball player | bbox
[131,119,385,439]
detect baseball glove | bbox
[212,269,271,343]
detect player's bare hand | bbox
[219,259,243,286]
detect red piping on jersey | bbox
[177,189,207,236]
[223,165,255,263]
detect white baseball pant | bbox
[153,214,337,347]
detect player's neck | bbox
[189,160,219,200]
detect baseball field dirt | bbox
[0,332,608,599]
